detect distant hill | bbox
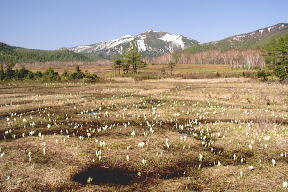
[65,30,199,59]
[0,42,90,63]
[185,23,288,54]
[1,23,287,63]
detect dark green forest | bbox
[0,42,90,63]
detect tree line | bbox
[146,49,265,69]
[0,58,98,82]
[0,42,91,63]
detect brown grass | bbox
[0,67,287,191]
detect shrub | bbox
[61,70,71,80]
[43,67,59,81]
[5,69,15,79]
[15,66,30,79]
[70,65,86,79]
[82,74,99,82]
[34,71,43,78]
[26,71,34,79]
[274,63,288,81]
[257,69,271,81]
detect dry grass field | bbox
[0,67,287,191]
[18,62,255,79]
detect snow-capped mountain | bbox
[209,23,288,48]
[67,30,198,59]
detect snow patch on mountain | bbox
[259,29,264,35]
[103,36,135,49]
[233,35,246,41]
[159,34,185,48]
[67,30,198,58]
[122,35,133,38]
[70,45,92,53]
[136,40,147,51]
[145,29,160,33]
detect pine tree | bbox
[263,33,288,80]
[168,51,181,75]
[113,59,123,74]
[123,43,146,73]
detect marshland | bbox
[1,1,288,191]
[0,66,287,191]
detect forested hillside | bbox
[0,42,90,63]
[185,23,288,54]
[147,24,288,69]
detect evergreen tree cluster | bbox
[262,33,288,80]
[0,60,98,82]
[112,44,146,74]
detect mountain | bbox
[2,23,287,63]
[186,23,288,53]
[67,30,199,59]
[0,42,18,53]
[0,42,90,63]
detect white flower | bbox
[217,160,221,166]
[141,158,147,165]
[280,153,287,158]
[199,154,203,162]
[131,130,136,137]
[248,165,254,171]
[164,138,170,149]
[263,136,270,141]
[283,181,288,188]
[99,141,106,148]
[138,142,145,148]
[272,159,276,166]
[28,152,32,162]
[96,150,101,157]
[87,177,93,184]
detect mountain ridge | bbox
[1,23,288,63]
[185,23,288,54]
[66,30,199,59]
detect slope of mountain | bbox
[2,23,287,63]
[0,42,90,63]
[186,23,288,53]
[0,42,19,54]
[67,30,199,59]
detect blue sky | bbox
[0,0,287,50]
